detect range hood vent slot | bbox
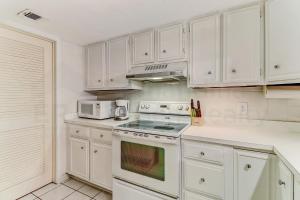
[126,62,188,82]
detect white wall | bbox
[124,82,300,122]
[58,42,95,182]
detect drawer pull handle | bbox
[100,134,104,138]
[279,180,286,186]
[81,147,84,150]
[200,152,205,156]
[76,130,79,133]
[245,164,252,170]
[94,150,98,153]
[199,178,205,184]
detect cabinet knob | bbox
[162,50,167,53]
[81,146,84,150]
[200,152,205,156]
[110,78,114,82]
[278,180,286,186]
[98,80,101,83]
[208,71,212,75]
[199,178,205,184]
[232,69,237,73]
[144,52,148,56]
[274,65,280,69]
[76,130,79,133]
[94,150,98,153]
[245,164,252,170]
[100,134,103,138]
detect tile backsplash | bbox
[97,82,300,122]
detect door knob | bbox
[245,164,252,170]
[144,52,148,56]
[279,180,286,186]
[199,178,205,184]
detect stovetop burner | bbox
[117,120,188,135]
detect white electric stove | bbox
[112,101,191,200]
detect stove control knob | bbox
[177,105,184,110]
[185,106,190,111]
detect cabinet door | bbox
[234,150,270,200]
[223,5,262,84]
[266,0,300,83]
[132,30,155,65]
[107,36,130,88]
[157,23,186,61]
[90,143,112,190]
[295,178,300,200]
[69,137,89,180]
[189,15,221,86]
[86,42,106,89]
[274,160,293,200]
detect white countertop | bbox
[182,118,300,179]
[64,114,137,129]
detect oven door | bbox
[112,131,180,197]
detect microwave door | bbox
[80,103,94,117]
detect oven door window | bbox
[121,141,165,181]
[81,104,93,115]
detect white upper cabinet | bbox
[157,23,186,62]
[107,36,130,88]
[189,14,221,86]
[86,42,106,89]
[131,30,155,65]
[223,4,262,85]
[266,0,300,84]
[234,150,271,200]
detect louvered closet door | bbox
[0,25,54,200]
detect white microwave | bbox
[78,100,116,119]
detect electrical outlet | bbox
[238,102,248,116]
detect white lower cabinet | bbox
[234,150,271,200]
[67,124,113,191]
[183,140,234,200]
[184,191,214,200]
[69,137,90,180]
[91,142,112,190]
[295,178,300,200]
[273,159,293,200]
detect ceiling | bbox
[0,0,255,45]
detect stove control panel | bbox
[139,101,190,115]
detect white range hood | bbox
[126,62,188,82]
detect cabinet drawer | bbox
[67,124,90,139]
[184,190,214,200]
[184,159,225,199]
[183,141,224,164]
[91,128,112,144]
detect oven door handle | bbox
[113,131,179,145]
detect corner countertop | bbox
[64,114,138,130]
[182,118,300,179]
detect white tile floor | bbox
[17,178,112,200]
